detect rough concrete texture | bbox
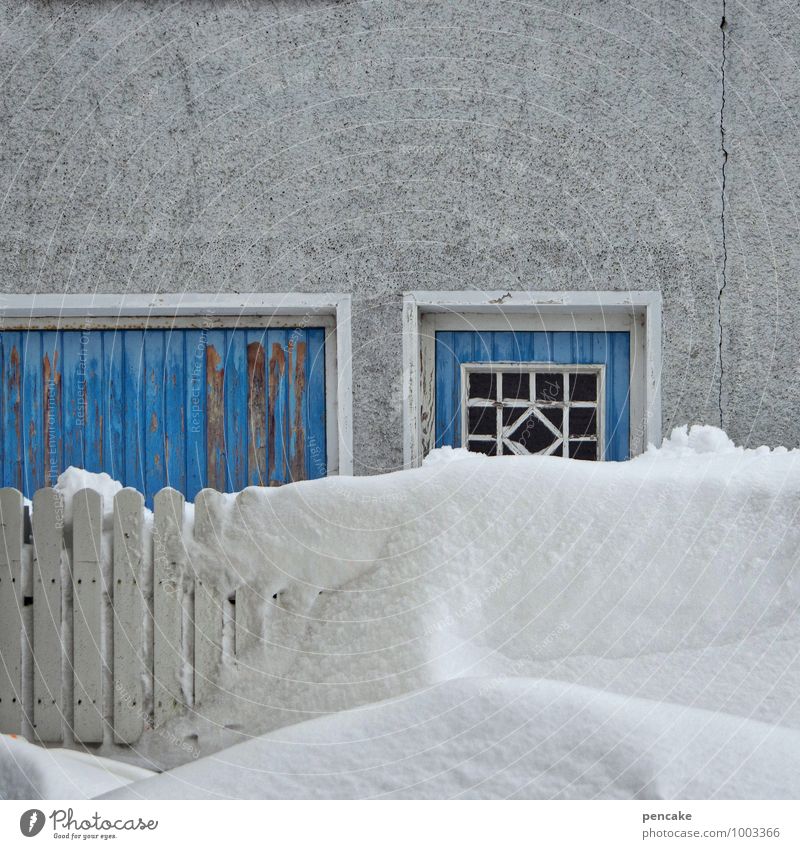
[0,1,793,473]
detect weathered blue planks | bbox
[164,330,186,495]
[305,328,327,479]
[435,330,631,461]
[0,327,328,506]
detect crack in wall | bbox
[718,5,728,428]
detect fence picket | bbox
[72,488,104,743]
[192,490,223,706]
[153,488,185,727]
[194,579,223,706]
[112,488,145,743]
[32,488,64,742]
[0,488,24,733]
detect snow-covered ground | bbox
[3,425,799,799]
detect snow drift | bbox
[30,425,800,797]
[107,425,800,789]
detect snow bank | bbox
[122,426,800,782]
[0,734,153,800]
[102,677,800,800]
[40,427,800,798]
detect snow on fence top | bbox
[1,425,799,769]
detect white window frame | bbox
[0,292,354,476]
[461,362,606,459]
[402,290,662,467]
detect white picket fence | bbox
[0,486,242,746]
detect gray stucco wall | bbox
[0,1,796,473]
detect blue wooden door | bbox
[0,327,327,505]
[435,330,630,461]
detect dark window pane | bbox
[468,372,495,400]
[468,405,496,436]
[502,405,529,427]
[468,439,497,456]
[507,411,561,454]
[535,372,564,403]
[569,372,597,402]
[569,407,596,438]
[569,440,598,460]
[541,408,563,432]
[502,372,529,401]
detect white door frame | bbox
[0,292,354,476]
[402,290,662,467]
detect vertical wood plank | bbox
[610,332,631,461]
[185,328,207,501]
[32,488,64,742]
[234,585,261,659]
[72,488,104,743]
[41,331,63,488]
[0,488,24,733]
[165,330,187,495]
[205,330,226,491]
[153,488,185,726]
[4,333,24,492]
[192,489,224,706]
[305,328,327,479]
[123,330,146,499]
[246,333,268,486]
[287,331,306,482]
[62,331,85,473]
[267,329,288,485]
[112,488,145,744]
[104,330,125,483]
[83,330,104,474]
[452,332,474,448]
[224,329,246,491]
[194,578,223,707]
[434,330,453,449]
[145,330,166,504]
[22,331,43,494]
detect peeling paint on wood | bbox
[0,327,327,505]
[247,341,267,486]
[206,343,225,491]
[267,340,285,484]
[290,340,307,482]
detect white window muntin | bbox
[460,362,606,459]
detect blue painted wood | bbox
[122,330,146,496]
[41,331,62,488]
[245,327,268,487]
[435,330,631,461]
[435,331,453,449]
[267,328,288,485]
[224,329,246,491]
[185,328,207,496]
[143,330,165,500]
[22,331,43,493]
[83,330,104,476]
[62,332,86,471]
[0,327,329,504]
[3,332,23,491]
[305,328,327,479]
[104,330,124,484]
[204,328,227,493]
[164,330,186,495]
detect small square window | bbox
[463,364,603,459]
